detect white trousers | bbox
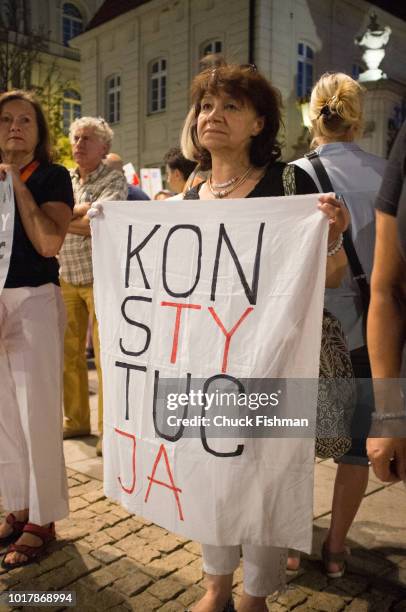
[0,284,69,525]
[201,544,287,597]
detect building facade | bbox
[0,0,103,132]
[72,0,406,168]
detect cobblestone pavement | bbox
[1,466,405,611]
[1,371,405,611]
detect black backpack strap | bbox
[342,230,370,314]
[305,151,334,193]
[304,151,370,315]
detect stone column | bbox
[357,79,406,158]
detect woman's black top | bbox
[184,162,318,199]
[5,162,74,288]
[375,121,406,260]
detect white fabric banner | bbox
[0,174,15,294]
[91,195,328,552]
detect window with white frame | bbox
[62,3,83,47]
[200,39,222,58]
[63,89,81,134]
[106,74,121,124]
[148,58,167,114]
[297,43,314,98]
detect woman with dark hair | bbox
[0,90,73,569]
[182,63,349,612]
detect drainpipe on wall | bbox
[248,0,255,64]
[137,16,141,170]
[187,0,191,92]
[96,36,101,116]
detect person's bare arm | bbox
[368,211,406,378]
[72,202,91,219]
[367,210,406,482]
[68,201,91,235]
[325,247,348,288]
[318,194,350,288]
[68,215,91,236]
[68,172,128,236]
[1,164,72,257]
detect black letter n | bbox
[211,223,265,305]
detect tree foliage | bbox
[0,0,74,164]
[0,0,45,92]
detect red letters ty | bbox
[161,301,201,364]
[208,306,254,373]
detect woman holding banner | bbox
[182,61,349,612]
[0,90,73,569]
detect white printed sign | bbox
[0,174,15,293]
[91,195,328,551]
[123,162,136,185]
[140,167,163,199]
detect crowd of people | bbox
[0,58,404,612]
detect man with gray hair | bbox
[59,117,128,455]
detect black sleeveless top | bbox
[184,162,317,199]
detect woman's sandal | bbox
[0,514,27,547]
[1,522,55,570]
[321,542,350,579]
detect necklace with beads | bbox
[208,166,253,198]
[211,175,239,189]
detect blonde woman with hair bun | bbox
[309,72,365,148]
[290,72,387,579]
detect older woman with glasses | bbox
[182,61,349,612]
[0,90,73,569]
